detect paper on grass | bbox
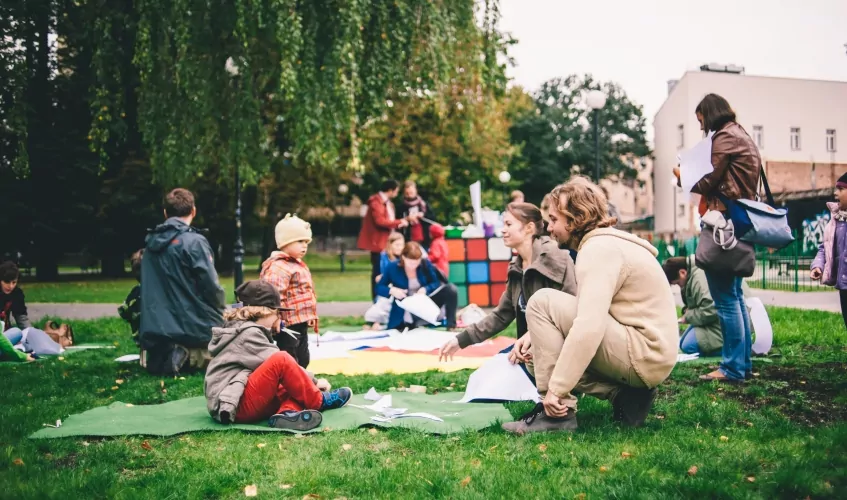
[364,387,382,401]
[679,131,715,196]
[457,353,540,403]
[677,353,700,363]
[115,354,141,363]
[748,297,773,355]
[372,412,444,423]
[397,295,441,326]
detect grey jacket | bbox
[456,236,577,347]
[139,218,225,349]
[204,320,280,423]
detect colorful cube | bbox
[487,237,512,261]
[467,262,489,284]
[456,284,469,308]
[490,282,507,305]
[489,261,509,282]
[446,239,466,262]
[449,262,467,284]
[466,239,488,261]
[468,284,490,307]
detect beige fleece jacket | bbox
[549,228,678,397]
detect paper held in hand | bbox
[396,294,441,326]
[679,131,715,196]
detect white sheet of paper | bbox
[397,295,441,325]
[365,387,382,401]
[748,297,773,355]
[679,132,715,195]
[372,412,443,423]
[457,354,540,403]
[115,354,141,363]
[677,353,700,363]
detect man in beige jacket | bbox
[503,179,678,434]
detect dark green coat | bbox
[139,218,225,349]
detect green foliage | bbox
[510,75,651,203]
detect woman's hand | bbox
[308,318,320,334]
[25,353,35,362]
[374,274,382,283]
[389,287,408,300]
[438,337,461,362]
[508,335,532,365]
[542,391,570,418]
[810,268,823,280]
[316,378,332,392]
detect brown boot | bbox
[612,387,657,427]
[502,403,578,435]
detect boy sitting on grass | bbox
[260,214,319,368]
[118,249,144,347]
[205,280,351,431]
[0,261,65,361]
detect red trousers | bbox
[235,351,323,423]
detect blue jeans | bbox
[704,269,752,380]
[679,326,699,354]
[4,328,24,346]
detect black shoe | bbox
[320,387,353,411]
[613,387,657,427]
[502,402,577,434]
[268,410,323,431]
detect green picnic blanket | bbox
[30,392,511,438]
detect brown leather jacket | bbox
[692,121,761,211]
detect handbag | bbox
[722,166,794,249]
[695,212,756,277]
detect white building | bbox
[653,67,847,238]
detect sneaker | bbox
[502,402,578,435]
[698,370,745,384]
[268,410,323,431]
[612,387,657,427]
[320,387,353,411]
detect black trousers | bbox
[273,322,310,369]
[841,290,847,331]
[428,283,458,328]
[370,251,381,301]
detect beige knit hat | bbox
[274,214,312,249]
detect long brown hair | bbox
[695,93,736,133]
[399,241,424,267]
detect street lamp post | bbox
[226,57,245,292]
[498,171,511,206]
[586,90,607,184]
[669,177,679,243]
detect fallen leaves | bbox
[302,494,322,499]
[111,386,119,391]
[341,444,352,451]
[459,476,471,488]
[115,379,124,385]
[745,476,756,483]
[688,466,699,476]
[720,436,729,442]
[470,459,481,467]
[141,440,153,451]
[538,444,548,452]
[621,452,632,459]
[599,466,609,473]
[13,458,24,466]
[368,428,378,435]
[244,485,258,497]
[256,443,267,449]
[280,484,293,490]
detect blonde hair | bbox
[386,232,405,256]
[550,177,616,245]
[223,306,277,322]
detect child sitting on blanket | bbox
[118,249,144,347]
[260,214,319,368]
[0,261,65,361]
[204,280,352,431]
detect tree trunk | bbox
[100,251,126,278]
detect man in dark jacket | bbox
[139,188,225,375]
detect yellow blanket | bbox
[308,351,484,375]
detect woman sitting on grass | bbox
[1,261,65,361]
[204,280,352,431]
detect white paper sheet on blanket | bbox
[307,328,456,360]
[457,354,540,403]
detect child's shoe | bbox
[320,387,353,411]
[268,410,322,431]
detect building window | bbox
[827,129,837,152]
[677,203,686,217]
[677,124,684,149]
[790,127,801,151]
[753,125,764,149]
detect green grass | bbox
[23,252,374,303]
[1,309,846,498]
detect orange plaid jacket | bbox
[259,252,318,326]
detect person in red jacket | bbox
[357,180,410,300]
[427,224,449,278]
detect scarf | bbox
[403,195,427,214]
[834,210,847,222]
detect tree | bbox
[510,75,651,203]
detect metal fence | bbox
[653,232,825,292]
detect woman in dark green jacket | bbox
[438,203,577,362]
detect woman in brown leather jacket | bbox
[684,93,760,384]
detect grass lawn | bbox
[1,308,846,498]
[22,252,373,304]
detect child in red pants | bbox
[204,280,352,431]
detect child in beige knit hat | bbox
[259,214,319,368]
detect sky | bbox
[498,0,847,140]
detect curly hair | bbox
[223,305,277,322]
[550,177,617,245]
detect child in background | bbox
[377,232,405,284]
[811,173,847,329]
[205,280,352,431]
[118,249,144,347]
[260,214,318,368]
[427,223,449,278]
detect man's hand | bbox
[397,219,409,229]
[542,391,570,418]
[308,318,320,334]
[508,335,532,365]
[389,287,408,300]
[810,268,823,280]
[438,337,461,362]
[316,378,331,392]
